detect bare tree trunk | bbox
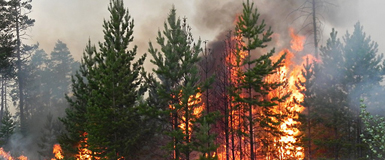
[0,76,4,122]
[247,38,254,160]
[15,4,25,135]
[312,0,318,58]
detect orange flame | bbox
[289,28,305,52]
[52,144,64,160]
[217,27,311,159]
[170,90,204,138]
[0,148,28,160]
[268,28,309,159]
[17,156,27,160]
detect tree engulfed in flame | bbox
[217,28,312,159]
[268,28,311,159]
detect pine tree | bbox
[343,22,384,159]
[5,0,35,135]
[37,112,63,159]
[193,114,220,160]
[0,107,15,151]
[296,56,316,160]
[312,29,352,159]
[230,0,287,159]
[59,41,95,158]
[48,40,76,110]
[61,0,151,159]
[148,6,212,159]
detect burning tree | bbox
[228,0,289,159]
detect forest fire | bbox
[268,28,308,159]
[215,27,311,159]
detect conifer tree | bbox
[148,6,213,159]
[297,57,316,160]
[61,1,152,159]
[0,107,15,149]
[343,22,384,159]
[48,40,76,108]
[231,0,287,159]
[59,41,95,157]
[38,112,63,159]
[6,0,35,135]
[312,29,351,159]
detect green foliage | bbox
[59,41,95,157]
[311,23,384,159]
[61,0,152,159]
[147,6,218,159]
[0,107,15,148]
[193,112,220,160]
[48,40,76,107]
[360,101,385,159]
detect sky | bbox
[26,0,385,66]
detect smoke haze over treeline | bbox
[28,0,383,63]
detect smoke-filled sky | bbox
[27,0,385,66]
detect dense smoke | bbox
[193,0,359,62]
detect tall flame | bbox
[269,28,307,159]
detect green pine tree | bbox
[38,112,63,159]
[296,56,316,160]
[193,114,220,160]
[312,29,352,159]
[7,0,35,135]
[59,41,95,158]
[231,0,288,159]
[343,22,384,159]
[61,0,151,159]
[0,107,15,151]
[147,6,215,160]
[48,40,76,110]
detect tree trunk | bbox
[312,0,318,58]
[247,38,254,160]
[15,4,25,135]
[0,76,4,122]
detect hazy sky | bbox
[26,0,385,65]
